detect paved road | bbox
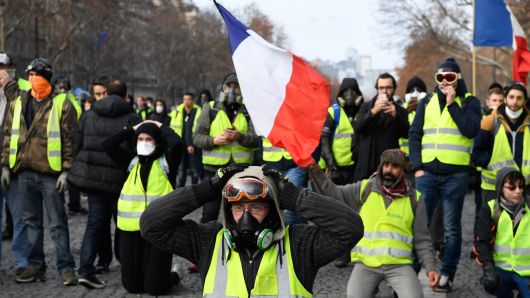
[0,192,489,297]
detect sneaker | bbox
[62,269,78,286]
[434,275,453,293]
[95,263,110,274]
[15,267,46,283]
[79,275,105,289]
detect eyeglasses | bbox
[435,72,459,84]
[231,204,269,215]
[503,184,524,191]
[223,178,270,203]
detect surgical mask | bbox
[136,141,156,156]
[29,75,52,100]
[405,91,427,103]
[505,106,523,120]
[155,106,164,114]
[226,90,237,105]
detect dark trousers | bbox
[200,170,221,223]
[79,191,118,276]
[118,229,174,296]
[177,150,203,187]
[60,181,82,211]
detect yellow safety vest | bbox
[136,108,151,121]
[203,226,312,298]
[9,93,67,171]
[489,200,530,276]
[202,103,253,166]
[170,103,201,137]
[421,93,472,166]
[481,122,530,190]
[328,106,354,167]
[66,92,82,119]
[261,138,291,162]
[18,78,31,91]
[351,180,419,267]
[117,156,173,232]
[399,102,416,154]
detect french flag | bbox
[214,1,330,167]
[473,0,530,84]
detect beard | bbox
[382,173,399,188]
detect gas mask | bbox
[237,210,260,247]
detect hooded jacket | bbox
[309,165,437,274]
[473,168,530,266]
[68,95,141,194]
[139,166,363,294]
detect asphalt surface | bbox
[0,191,489,297]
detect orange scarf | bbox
[29,75,52,101]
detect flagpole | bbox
[472,0,477,95]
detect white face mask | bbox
[155,106,164,114]
[505,106,523,120]
[137,141,156,156]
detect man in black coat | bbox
[353,73,409,181]
[68,80,140,287]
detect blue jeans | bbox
[19,170,75,273]
[79,191,118,276]
[177,150,203,187]
[5,176,30,268]
[495,267,530,297]
[415,171,468,279]
[282,167,307,225]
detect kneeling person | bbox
[308,149,440,297]
[140,165,364,297]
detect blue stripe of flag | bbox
[214,1,250,55]
[473,0,512,46]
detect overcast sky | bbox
[192,0,403,70]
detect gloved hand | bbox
[210,165,246,192]
[56,172,68,194]
[481,262,499,295]
[1,167,10,191]
[262,166,292,194]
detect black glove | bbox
[210,165,246,192]
[481,262,499,295]
[262,166,292,194]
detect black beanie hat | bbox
[135,123,167,155]
[437,58,461,73]
[405,76,427,93]
[26,58,53,82]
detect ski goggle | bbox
[223,178,270,203]
[435,72,459,84]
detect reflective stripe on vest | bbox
[170,103,201,137]
[399,105,415,154]
[203,226,312,298]
[262,138,291,162]
[421,93,472,165]
[350,179,417,267]
[328,106,354,166]
[9,94,66,171]
[481,123,530,191]
[203,106,253,166]
[117,156,173,232]
[489,200,530,276]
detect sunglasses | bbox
[503,184,524,191]
[223,178,269,203]
[435,72,459,84]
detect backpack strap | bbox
[360,179,373,206]
[158,156,170,175]
[409,190,419,214]
[332,103,341,132]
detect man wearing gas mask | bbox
[140,165,363,297]
[321,78,363,185]
[398,76,428,154]
[308,149,439,297]
[193,73,259,224]
[409,58,481,292]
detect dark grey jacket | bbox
[139,180,364,294]
[309,167,438,274]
